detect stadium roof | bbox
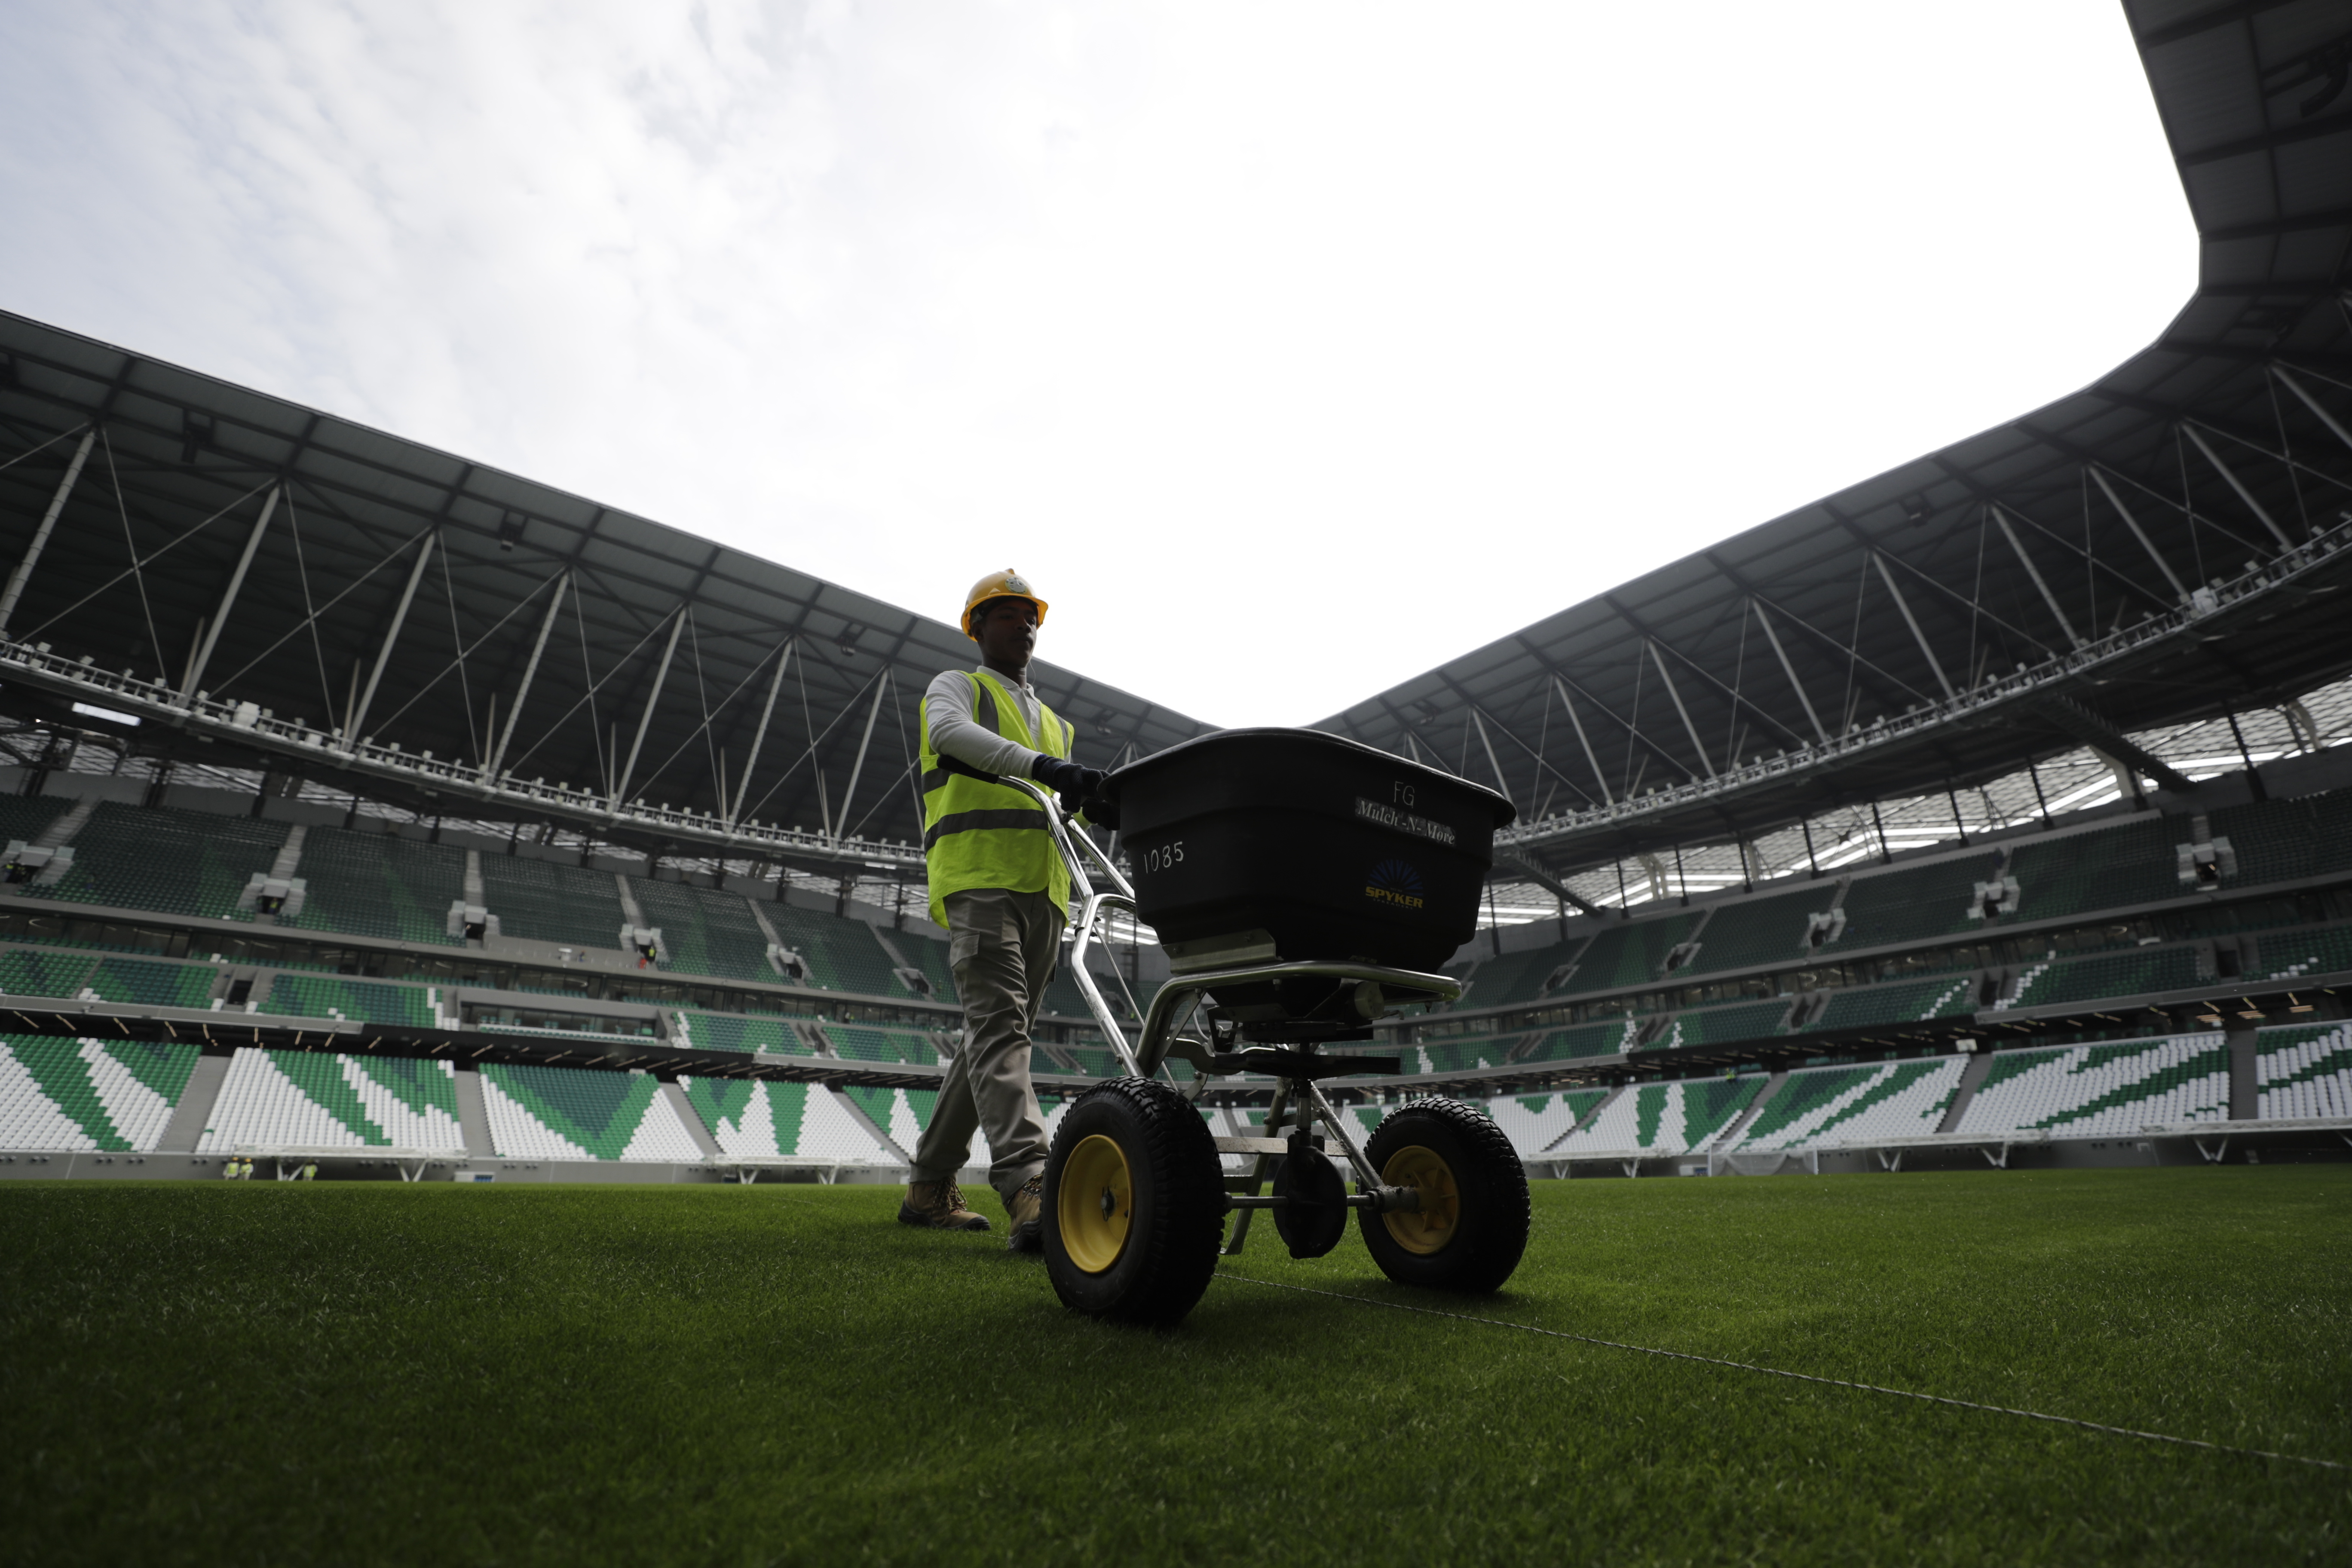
[1320,0,2352,898]
[0,0,2345,897]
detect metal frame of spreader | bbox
[1011,779,1464,1250]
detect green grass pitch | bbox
[2,1167,2346,1565]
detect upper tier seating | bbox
[1549,1077,1762,1157]
[0,794,68,846]
[1735,1057,1965,1150]
[88,956,219,1009]
[0,946,99,998]
[30,802,285,920]
[0,1034,197,1150]
[1560,910,1705,995]
[1833,850,2003,950]
[261,973,437,1029]
[477,1062,704,1160]
[2004,945,2202,1010]
[1483,1087,1608,1158]
[283,827,465,945]
[1054,1041,1124,1078]
[826,1024,940,1067]
[197,1047,465,1152]
[1458,941,1577,1009]
[2007,816,2183,922]
[1680,885,1831,977]
[477,854,629,951]
[2206,790,2352,888]
[677,1011,808,1056]
[1808,975,1975,1031]
[2254,1022,2352,1121]
[1519,1019,1639,1062]
[1651,998,1794,1051]
[2255,924,2352,982]
[634,877,773,983]
[675,1076,897,1163]
[1955,1035,2229,1136]
[1419,1035,1517,1075]
[763,902,906,997]
[898,930,959,1004]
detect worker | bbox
[899,569,1114,1251]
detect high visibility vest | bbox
[919,669,1076,928]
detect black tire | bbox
[1357,1097,1530,1293]
[1042,1077,1227,1326]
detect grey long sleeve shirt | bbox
[924,666,1057,780]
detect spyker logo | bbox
[1364,859,1425,910]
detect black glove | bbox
[1031,756,1103,797]
[1078,794,1120,831]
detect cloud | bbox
[0,1,2193,729]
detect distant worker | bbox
[899,569,1114,1251]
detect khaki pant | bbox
[910,887,1059,1199]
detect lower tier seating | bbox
[1735,1058,1965,1151]
[2256,925,2352,982]
[1549,1077,1761,1157]
[197,1048,465,1152]
[1955,1035,2229,1137]
[2254,1022,2352,1120]
[1483,1087,1609,1156]
[0,1034,198,1150]
[674,1078,899,1164]
[478,1062,704,1161]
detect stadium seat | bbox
[259,973,438,1029]
[2006,817,2183,922]
[281,826,467,945]
[1677,884,1828,977]
[1648,998,1795,1051]
[0,1033,198,1151]
[1954,1036,2229,1137]
[674,1075,899,1164]
[1834,850,2004,949]
[476,855,630,951]
[477,1063,705,1160]
[1806,976,1976,1031]
[1479,1087,1608,1158]
[197,1047,466,1152]
[25,802,286,921]
[676,1011,808,1055]
[2003,945,2202,1010]
[2253,1022,2352,1120]
[1549,1076,1762,1157]
[2254,925,2352,983]
[1735,1057,1964,1151]
[86,956,218,1010]
[1555,911,1705,995]
[631,877,774,982]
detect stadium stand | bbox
[478,1063,705,1160]
[1650,998,1793,1051]
[634,877,774,982]
[1517,1019,1640,1062]
[476,854,629,951]
[1679,884,1828,977]
[282,827,466,945]
[898,930,959,1004]
[26,802,286,921]
[1550,1077,1762,1158]
[2003,945,2203,1010]
[2255,924,2352,981]
[825,1024,940,1066]
[86,956,217,1009]
[260,973,437,1028]
[0,946,98,997]
[0,794,67,847]
[1484,1087,1608,1156]
[1734,1058,1966,1151]
[677,1011,808,1056]
[1419,1035,1518,1075]
[674,1076,898,1164]
[1955,1035,2229,1137]
[1055,1040,1125,1078]
[1457,941,1579,1009]
[0,1034,198,1150]
[2007,817,2184,922]
[196,1048,466,1152]
[763,902,906,996]
[1833,850,2003,949]
[2255,1023,2352,1121]
[1808,975,1976,1031]
[2206,791,2352,888]
[1559,911,1703,995]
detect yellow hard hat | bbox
[961,569,1048,637]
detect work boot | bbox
[899,1180,990,1231]
[1004,1174,1045,1254]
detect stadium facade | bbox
[0,0,2349,1182]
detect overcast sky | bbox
[0,1,2193,732]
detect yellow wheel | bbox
[1057,1133,1134,1274]
[1042,1079,1227,1325]
[1378,1143,1460,1256]
[1357,1098,1529,1292]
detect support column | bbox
[1468,708,1516,815]
[345,530,436,749]
[2224,711,2269,801]
[611,607,688,810]
[833,672,891,839]
[0,426,96,637]
[1646,640,1715,777]
[484,571,570,779]
[1991,505,2084,649]
[2272,364,2352,456]
[1750,599,1828,744]
[1552,676,1614,807]
[179,484,282,705]
[726,638,794,830]
[2183,425,2294,550]
[2089,467,2190,602]
[1871,551,1955,699]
